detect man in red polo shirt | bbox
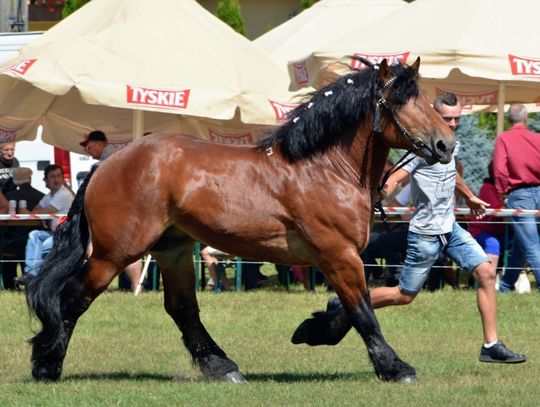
[493,104,540,293]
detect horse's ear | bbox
[410,57,421,75]
[377,59,392,85]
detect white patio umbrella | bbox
[289,0,540,133]
[254,0,407,65]
[0,0,301,153]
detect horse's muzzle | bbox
[431,137,455,164]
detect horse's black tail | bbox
[26,164,98,359]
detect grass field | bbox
[1,282,538,406]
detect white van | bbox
[0,31,95,193]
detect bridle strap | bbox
[376,96,437,156]
[370,74,437,225]
[351,57,439,225]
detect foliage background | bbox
[216,0,247,36]
[62,0,91,18]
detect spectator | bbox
[81,130,142,291]
[201,246,231,292]
[242,259,267,291]
[0,142,20,194]
[6,167,44,209]
[17,164,74,284]
[80,130,117,161]
[1,168,45,289]
[468,161,506,286]
[493,104,540,293]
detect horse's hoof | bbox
[222,371,247,383]
[400,375,418,385]
[291,319,310,344]
[32,365,62,382]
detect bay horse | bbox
[26,58,455,383]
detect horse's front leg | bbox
[293,249,416,383]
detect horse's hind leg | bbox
[31,258,119,381]
[151,230,245,382]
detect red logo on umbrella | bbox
[208,129,253,145]
[127,85,190,109]
[269,100,298,121]
[435,87,498,109]
[351,52,410,70]
[508,54,540,76]
[0,59,37,76]
[293,62,309,84]
[0,127,17,143]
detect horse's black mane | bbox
[257,61,420,162]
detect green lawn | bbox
[1,286,538,406]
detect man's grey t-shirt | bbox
[402,142,460,235]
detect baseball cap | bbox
[80,130,108,147]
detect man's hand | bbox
[381,181,397,200]
[466,195,490,219]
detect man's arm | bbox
[455,172,489,218]
[19,203,57,215]
[382,168,410,198]
[492,138,509,197]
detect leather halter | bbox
[372,75,438,160]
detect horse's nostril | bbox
[436,140,447,152]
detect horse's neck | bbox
[331,123,389,190]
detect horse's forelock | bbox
[386,64,420,110]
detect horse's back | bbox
[84,133,281,246]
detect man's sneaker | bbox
[479,340,527,364]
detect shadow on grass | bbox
[58,370,373,383]
[245,371,373,382]
[62,372,176,382]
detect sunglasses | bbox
[441,116,461,123]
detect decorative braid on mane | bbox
[257,62,420,162]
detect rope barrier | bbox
[1,209,538,272]
[379,207,540,217]
[0,214,65,220]
[2,206,540,221]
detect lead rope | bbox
[374,148,416,226]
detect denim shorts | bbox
[399,223,489,294]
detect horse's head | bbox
[375,58,456,164]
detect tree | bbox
[216,0,247,36]
[456,115,494,194]
[300,0,318,9]
[62,0,92,18]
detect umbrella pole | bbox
[134,254,152,296]
[496,82,505,135]
[133,110,144,139]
